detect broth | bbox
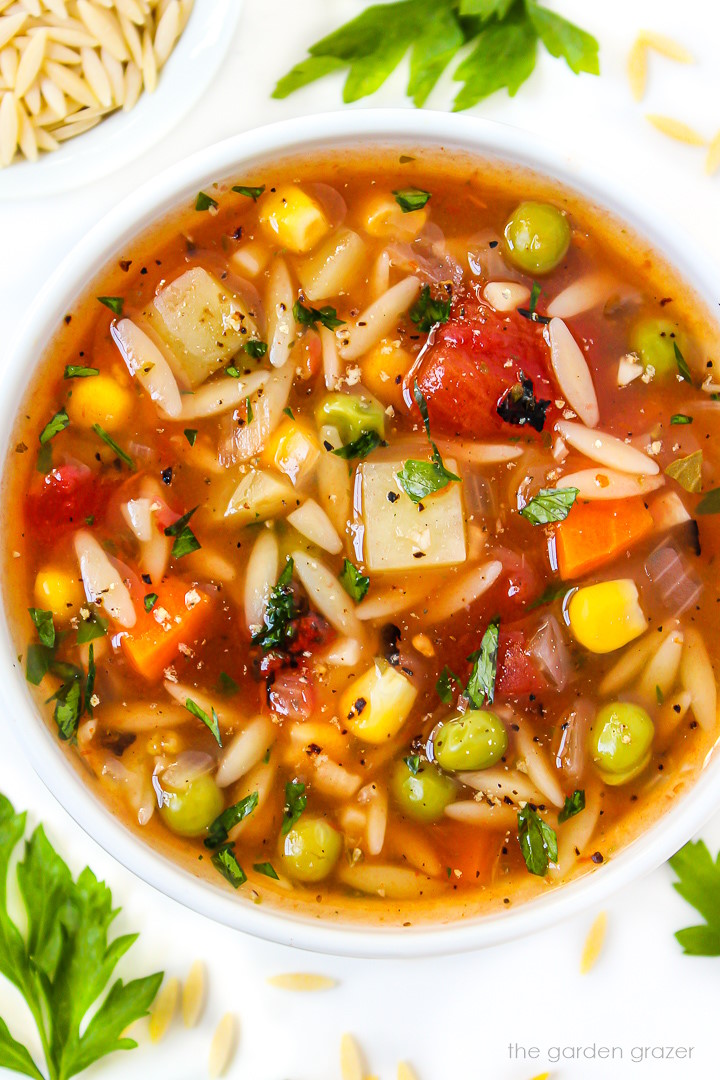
[5,149,720,924]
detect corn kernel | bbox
[568,579,647,654]
[361,194,428,240]
[361,339,412,409]
[261,417,320,485]
[34,567,84,623]
[67,374,133,432]
[340,661,417,744]
[259,185,330,253]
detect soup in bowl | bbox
[3,113,720,953]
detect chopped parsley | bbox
[283,406,295,420]
[64,364,99,378]
[466,618,500,708]
[211,843,247,888]
[528,583,569,610]
[226,366,242,378]
[293,299,345,331]
[435,664,463,704]
[253,861,279,880]
[164,506,201,559]
[332,429,384,460]
[393,187,431,213]
[409,284,452,333]
[184,697,222,747]
[205,792,259,848]
[39,408,69,445]
[76,610,109,644]
[403,754,421,775]
[28,607,55,648]
[143,593,158,613]
[518,804,558,876]
[232,184,265,200]
[675,342,693,384]
[281,779,307,835]
[397,382,460,503]
[195,191,218,211]
[339,558,370,602]
[520,486,579,525]
[184,428,198,446]
[217,671,239,696]
[670,414,692,425]
[244,339,268,358]
[251,557,298,651]
[497,373,550,432]
[558,789,586,823]
[518,280,550,323]
[92,423,135,469]
[97,296,124,315]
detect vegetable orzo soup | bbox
[6,149,720,923]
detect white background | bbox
[1,2,720,1078]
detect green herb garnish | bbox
[232,184,265,200]
[143,593,158,613]
[283,406,295,420]
[164,506,201,559]
[64,365,99,379]
[435,664,462,704]
[253,861,280,880]
[669,839,720,955]
[281,779,307,835]
[245,396,253,423]
[217,671,239,696]
[184,428,198,446]
[409,284,452,333]
[251,558,298,651]
[97,296,124,315]
[520,486,578,525]
[528,583,569,610]
[397,382,460,503]
[466,618,500,707]
[339,559,369,602]
[205,792,259,848]
[28,608,55,649]
[404,754,421,775]
[558,789,585,824]
[518,280,550,323]
[211,843,247,888]
[293,299,345,331]
[665,450,703,494]
[670,414,693,425]
[76,610,109,644]
[184,698,222,747]
[675,342,693,384]
[39,409,69,445]
[225,366,242,378]
[92,424,135,470]
[244,339,268,358]
[332,430,385,460]
[393,187,431,212]
[518,804,558,876]
[195,191,218,211]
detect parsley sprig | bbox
[274,0,599,111]
[397,382,460,503]
[670,840,720,956]
[251,558,298,651]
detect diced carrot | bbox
[122,579,213,681]
[555,497,653,580]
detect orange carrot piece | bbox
[122,579,212,681]
[555,498,653,580]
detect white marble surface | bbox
[0,2,719,1077]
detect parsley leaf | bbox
[518,280,550,323]
[466,618,500,707]
[453,8,539,111]
[253,861,279,880]
[669,840,720,955]
[232,184,265,200]
[518,804,558,876]
[520,486,579,525]
[243,339,268,358]
[97,296,124,315]
[525,1,600,76]
[164,507,200,559]
[435,664,462,704]
[211,843,247,888]
[0,792,162,1079]
[28,608,55,649]
[184,428,198,446]
[26,644,53,686]
[409,283,452,333]
[339,559,370,602]
[397,382,460,503]
[670,414,692,425]
[404,754,421,775]
[76,610,109,644]
[675,341,693,384]
[332,430,385,460]
[528,583,568,610]
[64,365,99,379]
[205,792,259,848]
[393,187,431,212]
[281,779,307,835]
[292,299,345,331]
[184,698,222,747]
[251,558,298,651]
[217,671,239,696]
[245,396,253,423]
[92,424,135,470]
[225,366,241,378]
[39,409,69,445]
[497,373,550,432]
[53,678,83,741]
[195,191,218,211]
[665,450,703,494]
[558,789,585,824]
[143,593,158,613]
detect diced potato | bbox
[259,185,330,254]
[67,374,133,432]
[231,239,270,278]
[34,567,84,623]
[359,459,466,572]
[224,469,299,526]
[340,660,417,743]
[360,194,427,240]
[143,267,258,388]
[296,227,366,301]
[361,338,413,409]
[260,417,320,485]
[568,579,647,654]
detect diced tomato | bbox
[409,289,558,438]
[25,464,109,535]
[487,547,542,620]
[267,668,316,721]
[288,612,335,654]
[435,821,503,884]
[496,628,545,696]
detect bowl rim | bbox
[3,108,720,958]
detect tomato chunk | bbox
[410,290,557,438]
[25,464,109,535]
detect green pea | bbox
[503,201,571,275]
[159,772,224,838]
[391,759,455,823]
[589,701,654,786]
[434,709,508,771]
[278,816,342,883]
[629,317,687,378]
[315,391,385,444]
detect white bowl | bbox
[2,109,719,957]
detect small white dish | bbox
[2,110,720,957]
[0,0,242,200]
